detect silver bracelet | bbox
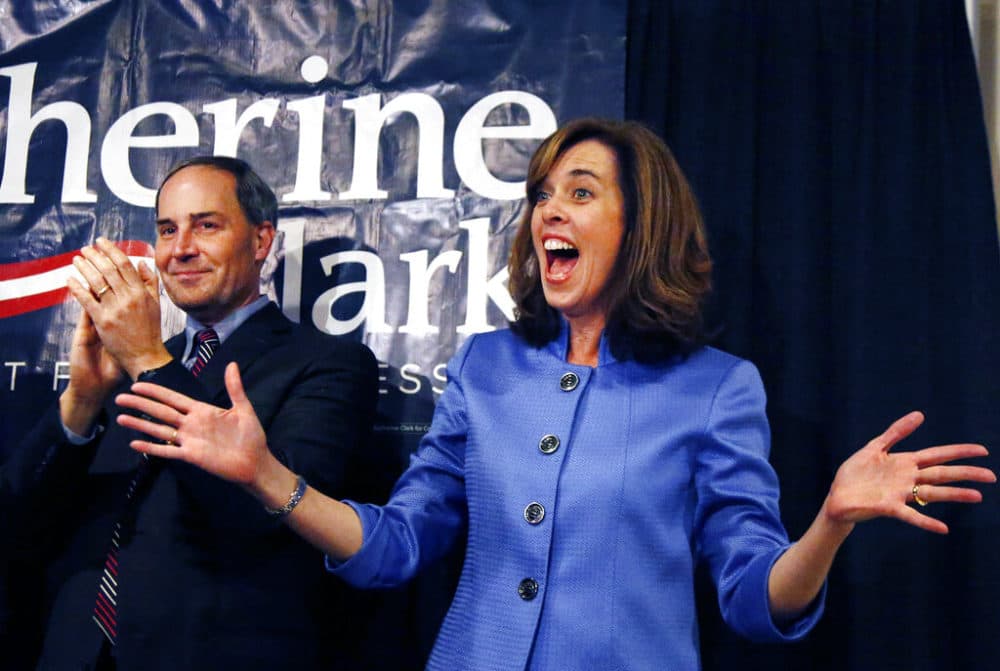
[265,474,307,518]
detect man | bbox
[2,157,378,670]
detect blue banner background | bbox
[0,1,626,460]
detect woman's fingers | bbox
[915,443,989,467]
[912,485,985,506]
[126,381,197,414]
[116,412,179,442]
[870,411,925,453]
[897,506,950,535]
[116,391,187,426]
[916,464,997,485]
[223,362,251,410]
[116,384,200,447]
[130,438,192,460]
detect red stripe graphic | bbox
[0,240,154,319]
[0,287,71,319]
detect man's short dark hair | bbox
[155,156,278,227]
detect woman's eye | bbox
[573,188,592,199]
[534,190,551,203]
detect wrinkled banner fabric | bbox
[0,1,626,464]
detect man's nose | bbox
[172,227,197,257]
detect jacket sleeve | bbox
[0,401,104,552]
[692,359,825,642]
[328,338,472,588]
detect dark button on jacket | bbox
[538,434,560,454]
[518,578,539,601]
[523,502,545,525]
[559,372,579,391]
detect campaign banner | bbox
[0,1,625,462]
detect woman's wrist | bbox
[815,495,857,545]
[248,453,299,511]
[263,474,308,517]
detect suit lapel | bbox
[165,332,187,360]
[193,303,293,402]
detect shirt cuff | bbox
[62,420,103,445]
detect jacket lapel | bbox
[164,332,187,361]
[193,303,293,402]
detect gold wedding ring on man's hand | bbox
[912,484,928,507]
[95,284,111,298]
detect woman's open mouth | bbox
[544,238,579,280]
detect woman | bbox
[116,118,994,670]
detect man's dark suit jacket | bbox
[2,303,379,670]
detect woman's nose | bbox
[540,196,567,222]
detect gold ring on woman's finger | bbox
[96,284,111,298]
[912,484,928,507]
[166,429,178,446]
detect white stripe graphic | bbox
[0,256,152,301]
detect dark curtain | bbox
[627,1,1000,670]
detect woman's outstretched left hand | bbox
[824,411,996,534]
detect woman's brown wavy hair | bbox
[508,118,712,362]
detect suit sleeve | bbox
[692,359,825,642]
[151,335,379,537]
[0,401,106,551]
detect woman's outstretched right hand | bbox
[116,361,365,558]
[116,361,274,488]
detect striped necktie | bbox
[93,328,220,645]
[189,328,220,377]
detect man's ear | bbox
[255,221,276,261]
